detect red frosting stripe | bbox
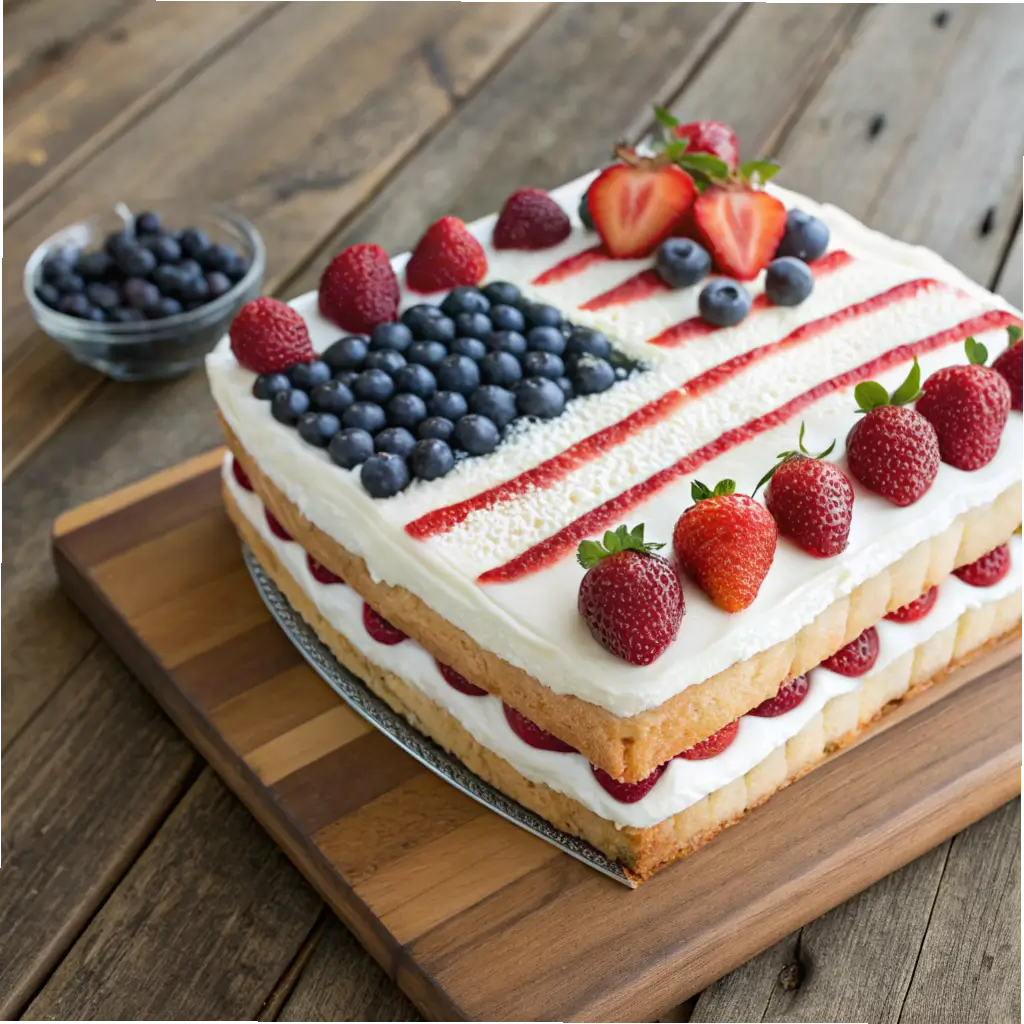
[530,245,610,287]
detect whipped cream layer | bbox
[227,458,1022,829]
[208,172,1023,718]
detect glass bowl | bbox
[23,201,265,381]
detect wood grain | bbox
[996,224,1023,308]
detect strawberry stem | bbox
[577,523,664,569]
[691,479,736,504]
[753,422,836,495]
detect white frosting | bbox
[226,458,1021,829]
[207,171,1022,718]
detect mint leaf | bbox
[855,380,889,412]
[663,139,689,161]
[653,105,680,130]
[679,152,730,181]
[740,159,781,184]
[965,336,988,365]
[889,358,922,405]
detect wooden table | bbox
[3,3,1021,1020]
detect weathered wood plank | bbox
[0,644,198,1019]
[22,768,322,1021]
[689,935,798,1023]
[4,1,277,218]
[898,800,1021,1024]
[995,223,1022,309]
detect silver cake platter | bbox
[242,545,636,888]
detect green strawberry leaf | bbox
[1007,324,1022,346]
[752,423,835,496]
[653,105,680,131]
[854,380,889,413]
[662,139,690,161]
[678,152,730,180]
[713,478,736,497]
[889,357,922,405]
[576,540,606,570]
[691,480,714,502]
[576,524,664,569]
[740,159,781,184]
[965,336,988,365]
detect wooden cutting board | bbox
[52,449,1022,1023]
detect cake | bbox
[207,117,1023,881]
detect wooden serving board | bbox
[53,449,1022,1023]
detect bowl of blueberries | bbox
[24,202,265,381]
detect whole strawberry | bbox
[991,325,1022,412]
[318,243,399,334]
[916,337,1011,470]
[757,424,854,557]
[672,479,777,613]
[673,119,740,172]
[406,216,487,293]
[229,297,313,373]
[846,359,940,506]
[493,188,571,250]
[577,524,684,665]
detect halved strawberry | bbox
[587,148,696,259]
[693,185,787,280]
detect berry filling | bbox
[502,704,576,752]
[436,660,487,697]
[821,626,880,677]
[265,509,293,542]
[591,761,668,803]
[676,720,740,760]
[885,586,939,623]
[306,554,344,585]
[361,603,407,645]
[748,674,810,717]
[953,543,1012,588]
[231,456,254,492]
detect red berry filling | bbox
[676,720,740,760]
[821,627,879,677]
[361,603,406,645]
[306,554,344,585]
[749,674,810,717]
[954,543,1012,588]
[885,586,939,623]
[503,704,576,752]
[265,509,293,542]
[591,761,668,803]
[436,660,487,697]
[231,457,254,492]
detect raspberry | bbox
[229,297,313,374]
[822,627,879,677]
[318,243,400,334]
[493,188,572,250]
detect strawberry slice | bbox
[693,185,787,280]
[587,149,696,259]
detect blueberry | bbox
[418,416,455,442]
[451,336,487,361]
[375,426,417,458]
[52,272,86,295]
[488,303,526,333]
[441,286,490,317]
[153,264,186,296]
[393,363,437,400]
[469,385,517,429]
[776,209,829,263]
[654,238,711,288]
[453,414,501,456]
[698,278,752,327]
[521,301,563,329]
[297,412,341,448]
[566,326,611,360]
[485,330,527,356]
[36,283,61,308]
[200,243,237,273]
[85,282,120,311]
[578,187,595,230]
[272,389,310,425]
[764,256,814,307]
[387,392,428,430]
[142,235,181,263]
[310,380,355,415]
[573,355,616,395]
[436,354,481,395]
[480,350,522,387]
[135,211,162,235]
[176,258,204,280]
[352,367,395,404]
[206,271,232,299]
[410,438,455,480]
[482,281,521,306]
[329,428,375,470]
[75,251,113,281]
[528,329,569,358]
[226,254,250,283]
[370,321,413,352]
[148,297,183,318]
[407,340,447,368]
[361,452,410,498]
[400,303,444,335]
[179,227,211,259]
[334,370,359,388]
[253,373,292,400]
[103,231,135,258]
[57,294,92,318]
[453,311,493,340]
[413,314,456,344]
[41,247,80,283]
[116,246,157,278]
[555,376,575,400]
[82,306,106,322]
[515,377,566,419]
[428,390,468,420]
[289,360,332,391]
[365,349,406,375]
[323,335,368,372]
[342,401,387,434]
[110,307,146,323]
[123,277,160,311]
[522,350,565,380]
[178,273,210,302]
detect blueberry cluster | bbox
[252,281,635,499]
[36,211,249,323]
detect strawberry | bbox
[493,188,571,250]
[953,544,1011,588]
[576,524,684,665]
[748,674,809,717]
[503,704,576,752]
[231,456,254,492]
[306,554,343,585]
[318,243,400,334]
[693,184,787,280]
[672,479,777,613]
[361,603,407,645]
[586,147,696,258]
[229,297,314,374]
[992,325,1022,411]
[436,660,487,697]
[756,423,854,558]
[822,626,879,677]
[406,216,487,294]
[916,337,1011,470]
[677,720,740,761]
[673,120,740,172]
[591,761,668,803]
[265,509,293,542]
[886,586,939,623]
[845,359,940,506]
